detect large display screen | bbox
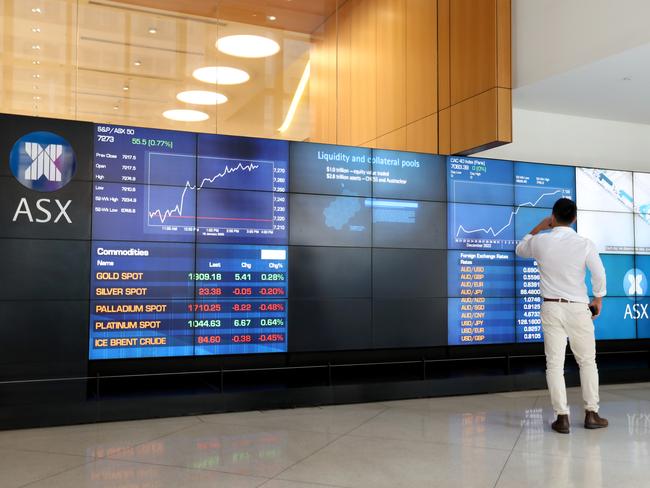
[447,158,647,345]
[90,124,289,359]
[88,124,650,355]
[7,116,647,362]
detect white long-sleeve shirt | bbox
[515,226,606,303]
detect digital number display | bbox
[447,251,515,344]
[90,124,289,359]
[86,125,650,358]
[447,156,513,205]
[89,242,288,359]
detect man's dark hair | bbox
[552,198,577,224]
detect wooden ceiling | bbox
[112,0,343,33]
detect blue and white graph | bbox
[449,203,517,250]
[146,153,278,230]
[143,153,288,244]
[514,162,575,208]
[447,156,514,205]
[448,158,576,251]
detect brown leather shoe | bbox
[584,410,608,429]
[551,414,570,434]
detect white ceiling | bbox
[512,0,650,124]
[514,42,650,124]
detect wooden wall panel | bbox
[449,87,511,155]
[497,86,512,142]
[406,114,438,154]
[375,126,407,150]
[350,0,377,146]
[406,0,437,124]
[325,15,338,143]
[336,1,352,145]
[309,27,325,142]
[437,0,450,110]
[497,0,512,89]
[309,0,511,154]
[450,0,497,106]
[438,108,451,155]
[376,0,406,137]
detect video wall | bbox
[1,114,649,365]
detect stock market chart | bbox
[90,124,289,358]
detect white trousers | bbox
[541,301,600,416]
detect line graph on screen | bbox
[455,187,564,239]
[146,153,275,231]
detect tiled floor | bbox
[2,383,650,487]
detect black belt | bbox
[543,298,580,303]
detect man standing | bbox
[516,198,609,434]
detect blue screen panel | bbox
[516,297,543,343]
[514,162,575,209]
[448,203,516,251]
[371,150,446,201]
[194,244,288,355]
[92,182,196,242]
[371,199,446,249]
[447,156,514,205]
[633,255,650,298]
[89,300,194,360]
[513,207,546,343]
[289,193,371,247]
[90,241,194,301]
[448,297,515,345]
[514,207,552,241]
[196,188,288,244]
[94,124,197,185]
[447,250,514,297]
[89,240,196,360]
[594,297,636,340]
[197,134,288,192]
[515,255,543,343]
[636,297,650,338]
[289,142,372,196]
[586,254,635,297]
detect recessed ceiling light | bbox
[31,7,41,14]
[32,74,40,79]
[32,60,40,65]
[177,90,227,105]
[148,27,157,34]
[31,44,41,50]
[163,109,209,122]
[113,105,119,110]
[32,27,41,33]
[33,95,41,100]
[192,66,250,85]
[267,15,277,21]
[123,84,129,91]
[216,35,280,58]
[133,60,142,67]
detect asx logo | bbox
[624,303,649,320]
[9,131,76,224]
[624,268,648,297]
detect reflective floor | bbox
[2,383,650,487]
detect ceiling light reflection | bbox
[163,109,209,122]
[192,66,249,85]
[177,90,227,105]
[216,35,280,58]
